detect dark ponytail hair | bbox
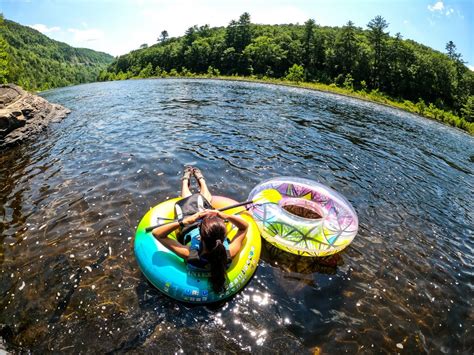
[199,216,227,293]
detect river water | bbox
[0,79,472,353]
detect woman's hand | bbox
[182,209,228,226]
[182,211,203,226]
[200,209,220,218]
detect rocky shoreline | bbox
[0,84,70,149]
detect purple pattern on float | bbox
[255,181,357,230]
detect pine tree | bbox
[334,21,358,74]
[367,15,389,89]
[158,30,169,43]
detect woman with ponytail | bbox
[152,167,248,293]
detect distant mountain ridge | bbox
[0,17,113,91]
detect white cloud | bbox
[428,1,444,12]
[427,1,458,20]
[29,24,60,33]
[67,28,104,43]
[468,65,474,72]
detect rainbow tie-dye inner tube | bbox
[248,177,358,257]
[134,196,261,303]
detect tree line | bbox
[100,13,474,132]
[0,16,113,91]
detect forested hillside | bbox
[0,16,113,90]
[101,13,474,132]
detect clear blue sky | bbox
[1,0,473,68]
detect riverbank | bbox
[102,74,473,135]
[0,84,70,149]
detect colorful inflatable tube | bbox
[134,196,261,303]
[248,177,358,257]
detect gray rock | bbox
[0,84,70,149]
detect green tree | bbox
[169,68,179,76]
[207,65,220,77]
[158,30,169,43]
[461,96,474,122]
[221,46,238,74]
[184,37,212,72]
[302,19,315,70]
[343,73,354,90]
[236,12,252,51]
[367,15,389,89]
[138,62,153,78]
[243,35,286,75]
[445,40,469,110]
[224,13,253,74]
[385,33,416,97]
[225,13,252,52]
[301,19,325,79]
[225,20,238,48]
[277,32,302,71]
[184,25,199,47]
[285,64,304,83]
[446,41,461,61]
[197,24,212,38]
[97,69,109,81]
[333,21,358,75]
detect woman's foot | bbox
[193,167,205,182]
[181,166,193,186]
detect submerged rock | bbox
[0,84,70,149]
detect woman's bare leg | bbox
[193,168,212,202]
[181,166,193,198]
[181,179,192,198]
[198,178,212,202]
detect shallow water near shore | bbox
[0,79,473,353]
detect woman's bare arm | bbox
[151,211,205,259]
[217,211,248,258]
